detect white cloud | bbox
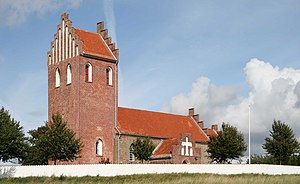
[103,0,117,44]
[0,0,82,27]
[294,81,300,108]
[162,58,300,154]
[162,76,240,120]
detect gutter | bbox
[114,59,118,163]
[115,127,121,164]
[81,53,117,63]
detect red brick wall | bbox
[48,55,118,164]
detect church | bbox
[48,13,218,164]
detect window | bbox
[85,63,92,82]
[67,64,72,84]
[106,67,113,86]
[96,139,103,156]
[129,144,135,161]
[55,68,60,87]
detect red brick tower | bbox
[47,13,119,164]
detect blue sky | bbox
[0,0,300,155]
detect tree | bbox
[250,154,276,164]
[24,113,83,165]
[47,113,83,164]
[0,107,27,162]
[22,125,49,165]
[262,120,299,165]
[207,123,247,163]
[132,137,155,163]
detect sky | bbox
[0,0,300,156]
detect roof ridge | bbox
[118,106,190,118]
[74,28,99,34]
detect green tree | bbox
[22,125,49,165]
[207,123,247,163]
[262,120,299,165]
[250,154,276,164]
[24,113,83,165]
[47,113,83,165]
[0,107,27,162]
[132,137,155,163]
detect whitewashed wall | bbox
[1,164,300,177]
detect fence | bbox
[1,164,300,177]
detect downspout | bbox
[114,62,117,128]
[114,60,119,163]
[115,127,121,164]
[78,57,80,138]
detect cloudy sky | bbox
[0,0,300,156]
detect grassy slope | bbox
[1,173,300,184]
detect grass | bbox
[1,173,300,184]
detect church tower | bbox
[47,13,119,164]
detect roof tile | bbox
[203,128,218,137]
[152,139,178,156]
[117,107,209,142]
[74,28,116,60]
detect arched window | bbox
[85,63,92,82]
[55,68,60,87]
[129,144,135,161]
[67,64,72,84]
[106,67,113,86]
[96,139,103,156]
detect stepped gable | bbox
[152,139,178,157]
[203,128,218,137]
[96,21,119,60]
[207,129,218,137]
[117,107,209,142]
[47,13,118,65]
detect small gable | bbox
[152,139,178,157]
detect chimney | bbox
[211,124,218,131]
[198,120,204,129]
[188,108,194,117]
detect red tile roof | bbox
[117,107,209,142]
[73,28,116,60]
[152,139,178,156]
[203,128,218,137]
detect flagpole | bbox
[248,104,251,164]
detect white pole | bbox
[248,104,251,164]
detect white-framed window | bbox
[67,64,72,84]
[55,68,60,87]
[106,67,113,86]
[85,63,92,82]
[96,139,103,156]
[129,144,135,161]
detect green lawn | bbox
[1,173,300,184]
